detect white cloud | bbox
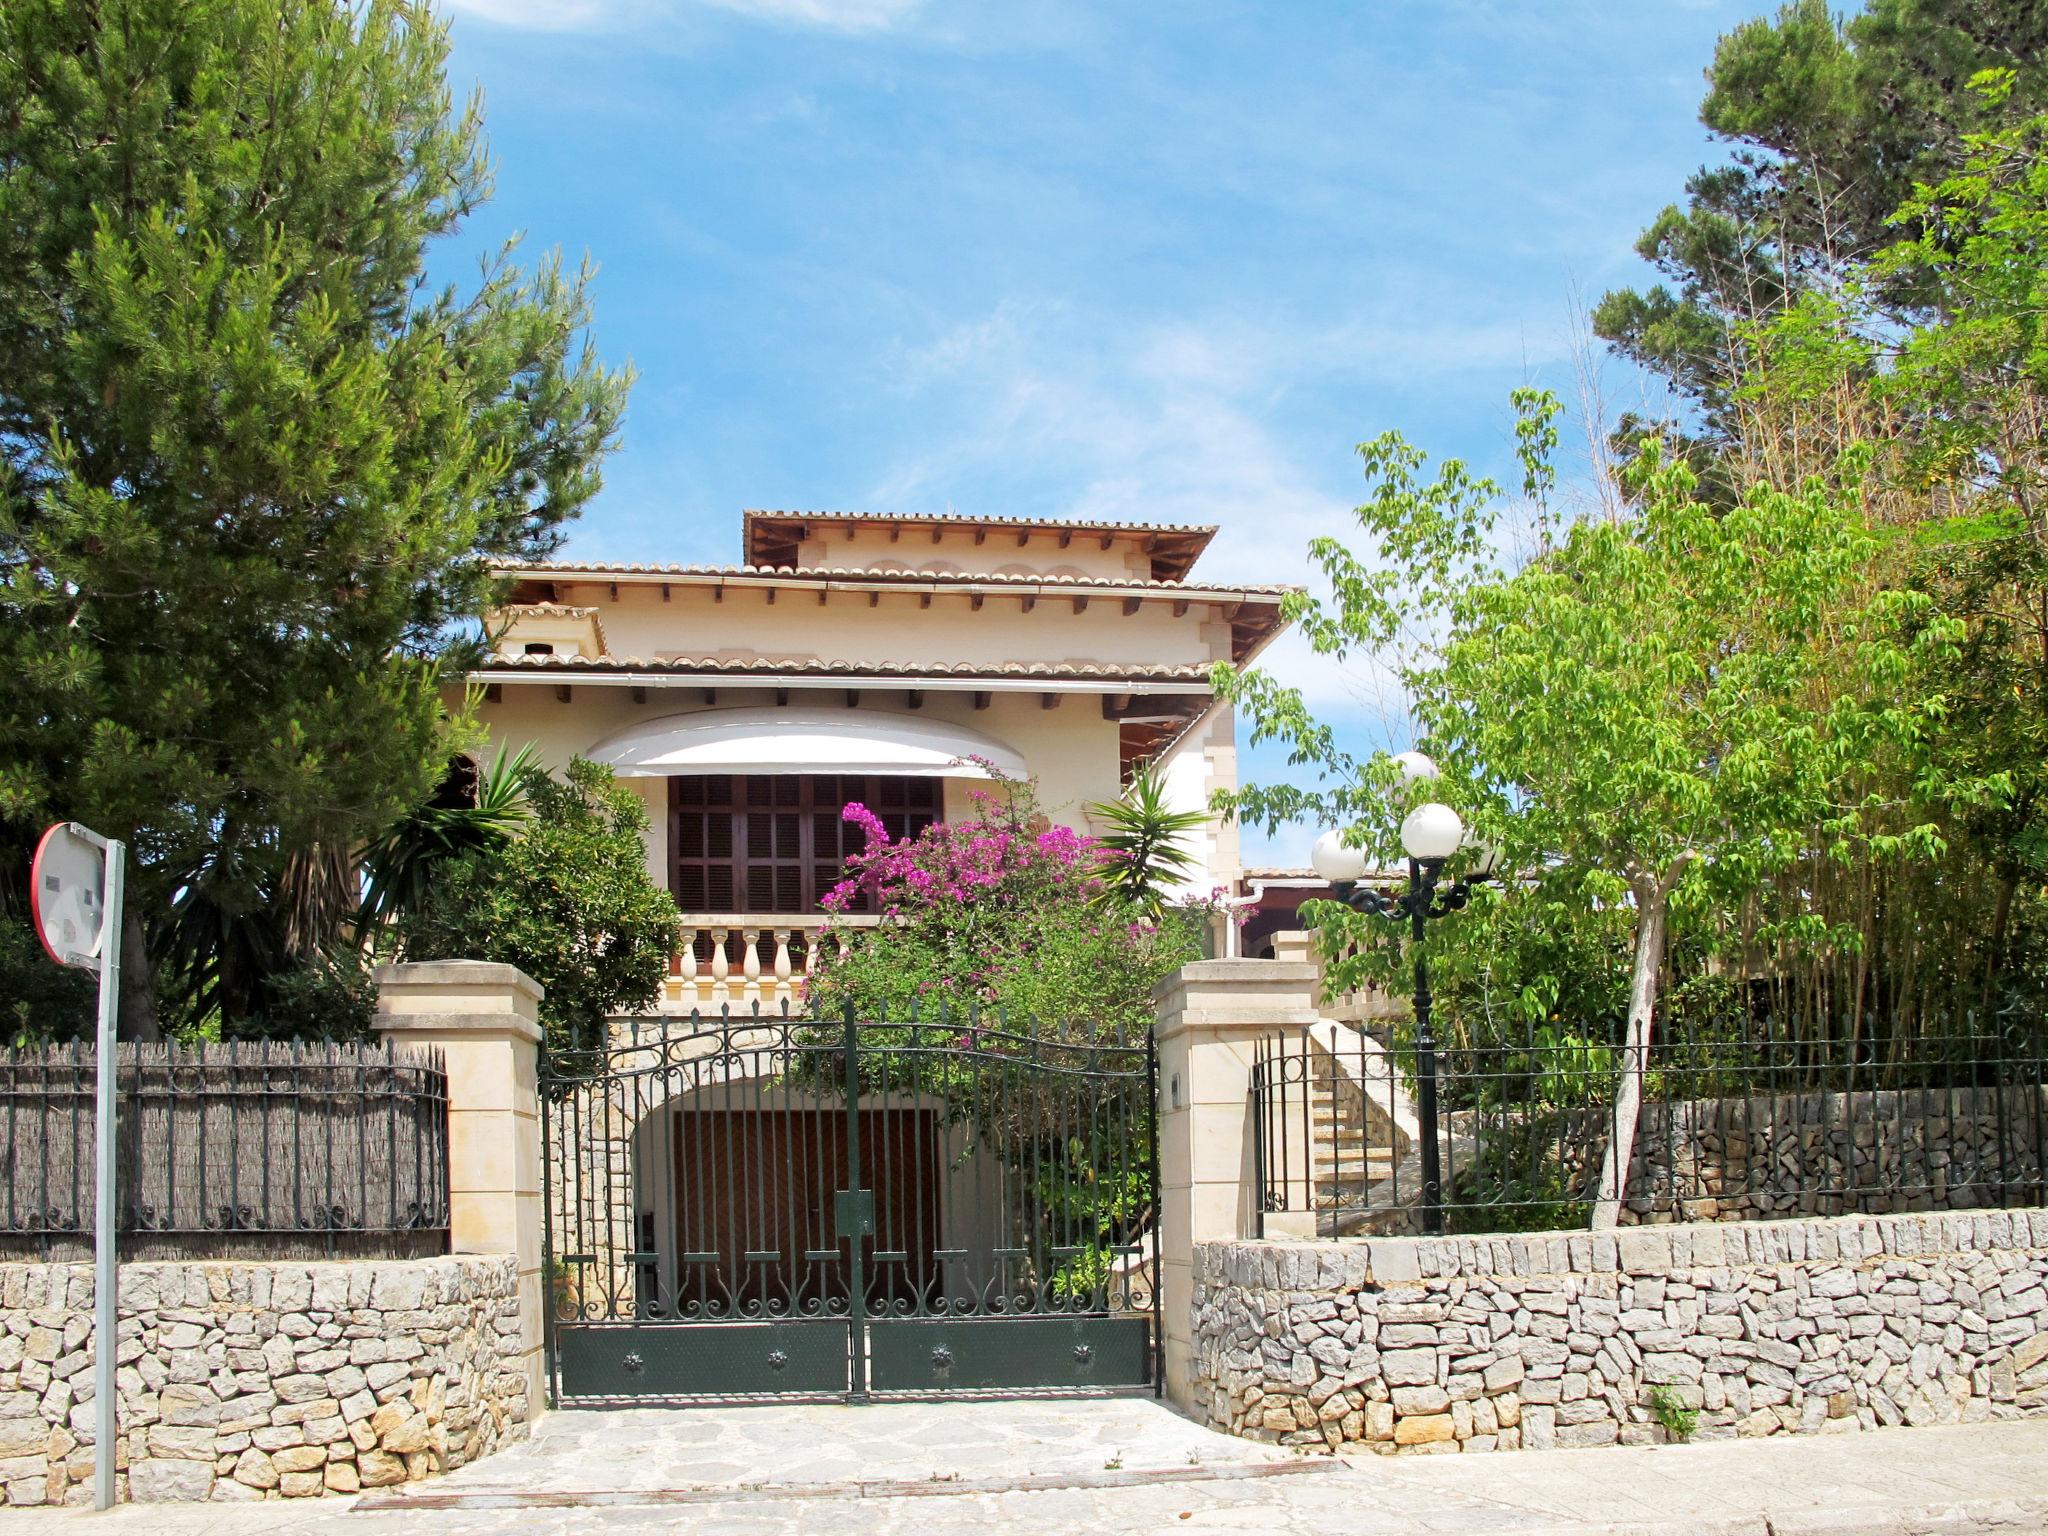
[697,0,924,30]
[442,0,612,27]
[868,297,1579,866]
[441,0,923,29]
[872,302,1444,721]
[874,297,1554,708]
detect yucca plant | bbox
[357,745,536,936]
[1088,768,1209,916]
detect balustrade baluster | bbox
[741,926,763,1007]
[709,928,730,1009]
[771,928,793,1006]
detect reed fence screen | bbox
[1252,1014,2048,1237]
[0,1041,449,1260]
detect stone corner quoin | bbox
[0,1253,528,1506]
[1188,1208,2048,1454]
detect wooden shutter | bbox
[669,774,940,915]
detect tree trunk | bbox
[1981,869,2018,1020]
[116,909,161,1042]
[1591,883,1669,1230]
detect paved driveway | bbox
[17,1402,2048,1535]
[390,1394,1291,1502]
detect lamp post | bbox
[1311,757,1494,1237]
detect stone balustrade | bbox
[665,914,879,1013]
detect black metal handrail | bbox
[0,1040,450,1260]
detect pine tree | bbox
[0,0,630,1036]
[1593,0,2048,468]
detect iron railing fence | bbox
[0,1041,449,1260]
[1252,1013,2048,1237]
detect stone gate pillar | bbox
[1153,954,1319,1409]
[373,961,547,1415]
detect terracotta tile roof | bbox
[742,509,1220,582]
[471,652,1218,686]
[494,559,1292,600]
[498,602,608,654]
[742,508,1218,536]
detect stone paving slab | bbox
[410,1395,1290,1495]
[12,1405,2048,1536]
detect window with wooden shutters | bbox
[667,774,941,914]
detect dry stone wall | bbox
[0,1254,528,1506]
[1190,1209,2048,1455]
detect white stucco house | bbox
[469,509,1294,1012]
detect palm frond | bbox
[1088,768,1210,914]
[356,745,535,934]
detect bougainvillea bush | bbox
[805,778,1211,1040]
[800,775,1221,1304]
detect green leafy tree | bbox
[1086,768,1210,916]
[1218,392,1944,1229]
[397,759,679,1050]
[0,0,629,1038]
[1747,84,2048,1008]
[0,918,95,1046]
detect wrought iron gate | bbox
[540,1008,1160,1402]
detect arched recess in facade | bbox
[582,705,1029,781]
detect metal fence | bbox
[0,1041,449,1260]
[1252,1014,2048,1237]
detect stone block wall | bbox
[1190,1209,2048,1455]
[0,1254,529,1506]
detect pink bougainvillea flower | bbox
[841,801,889,848]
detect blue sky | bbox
[436,0,1748,862]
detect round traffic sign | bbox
[30,823,108,968]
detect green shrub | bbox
[806,778,1207,1038]
[398,758,680,1049]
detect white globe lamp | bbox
[1310,828,1370,884]
[1391,750,1439,786]
[1399,802,1465,864]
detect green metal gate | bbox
[540,1008,1160,1402]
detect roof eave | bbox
[469,666,1213,696]
[497,562,1297,606]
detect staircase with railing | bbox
[1264,929,1451,1237]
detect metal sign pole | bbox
[92,840,123,1511]
[28,819,124,1507]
